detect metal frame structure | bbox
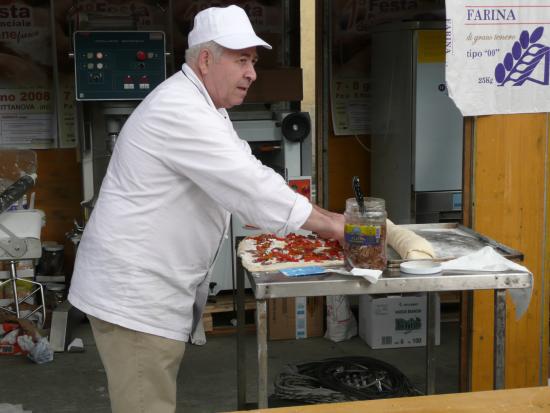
[0,260,46,327]
[0,174,45,327]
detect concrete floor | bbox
[0,320,459,413]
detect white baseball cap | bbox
[188,5,272,50]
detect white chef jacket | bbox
[68,64,312,341]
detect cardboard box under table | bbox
[268,296,324,340]
[358,293,440,349]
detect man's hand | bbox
[301,204,345,245]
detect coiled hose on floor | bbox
[274,356,421,404]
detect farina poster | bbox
[446,1,550,116]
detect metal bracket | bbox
[0,223,28,258]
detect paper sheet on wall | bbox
[0,1,56,148]
[331,78,370,136]
[446,1,550,116]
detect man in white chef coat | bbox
[68,5,344,413]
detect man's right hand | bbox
[301,204,345,245]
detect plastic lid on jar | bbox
[345,197,385,213]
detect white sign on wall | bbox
[446,1,550,116]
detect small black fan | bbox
[281,112,311,143]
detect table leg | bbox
[493,289,506,390]
[256,299,268,408]
[426,292,437,395]
[236,259,247,409]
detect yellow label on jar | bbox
[344,224,381,246]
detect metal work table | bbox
[235,264,532,409]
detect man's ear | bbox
[197,49,210,75]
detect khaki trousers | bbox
[88,315,186,413]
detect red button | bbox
[136,51,146,61]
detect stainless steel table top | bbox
[246,269,532,299]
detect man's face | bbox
[203,47,258,109]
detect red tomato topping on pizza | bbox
[247,233,343,265]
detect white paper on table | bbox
[441,246,532,319]
[331,268,383,284]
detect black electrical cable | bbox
[315,357,419,400]
[274,356,421,405]
[274,372,350,404]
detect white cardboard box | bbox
[358,293,440,349]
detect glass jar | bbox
[343,197,387,270]
[38,244,64,275]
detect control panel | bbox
[73,31,166,101]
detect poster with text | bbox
[331,78,370,135]
[0,1,55,148]
[446,1,550,116]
